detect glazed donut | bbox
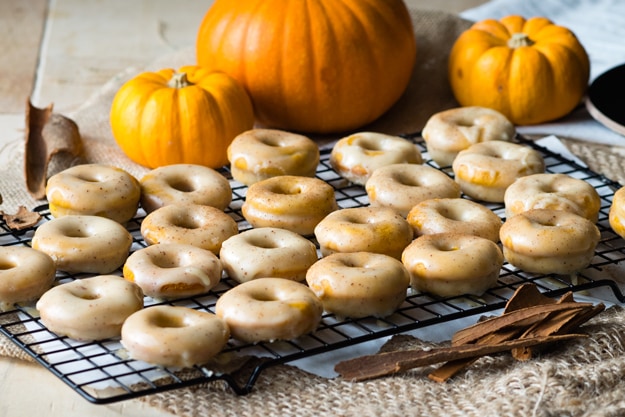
[329,132,423,185]
[314,206,413,260]
[504,173,601,222]
[121,305,230,368]
[123,243,222,299]
[422,106,515,167]
[610,186,625,238]
[365,163,461,217]
[500,209,600,275]
[452,140,545,203]
[0,246,56,311]
[406,198,502,242]
[402,233,504,297]
[141,203,238,255]
[305,252,410,318]
[46,163,141,224]
[219,227,318,284]
[227,129,320,185]
[215,277,323,343]
[36,275,144,341]
[242,175,338,235]
[32,215,132,274]
[139,164,231,213]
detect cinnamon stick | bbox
[335,334,586,382]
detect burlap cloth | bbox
[3,8,625,417]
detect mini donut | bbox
[499,209,600,275]
[36,275,144,341]
[406,198,502,242]
[422,106,516,167]
[329,132,423,185]
[504,173,601,222]
[215,277,323,343]
[452,140,545,203]
[314,206,413,260]
[227,128,320,185]
[139,164,232,213]
[141,203,238,255]
[46,163,141,224]
[32,215,132,274]
[0,246,56,311]
[121,305,230,368]
[610,186,625,239]
[402,233,504,297]
[305,252,410,318]
[219,227,318,284]
[242,175,338,235]
[365,163,461,217]
[123,243,222,299]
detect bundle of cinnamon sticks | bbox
[335,284,605,382]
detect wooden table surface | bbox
[0,0,487,416]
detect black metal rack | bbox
[1,133,624,404]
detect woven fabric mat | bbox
[3,7,625,417]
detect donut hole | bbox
[70,289,100,300]
[167,178,197,193]
[0,259,17,270]
[434,242,460,252]
[150,311,187,328]
[356,138,383,153]
[172,215,203,230]
[258,135,283,147]
[247,236,281,249]
[151,254,182,269]
[391,172,421,187]
[269,183,303,196]
[248,289,278,302]
[75,172,107,183]
[59,226,91,238]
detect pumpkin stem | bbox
[508,33,535,48]
[168,72,191,89]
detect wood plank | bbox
[0,0,48,113]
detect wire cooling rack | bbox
[1,133,625,404]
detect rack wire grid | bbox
[1,133,625,404]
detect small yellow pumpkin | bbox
[196,0,416,134]
[448,15,590,125]
[110,65,254,169]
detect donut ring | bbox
[504,173,601,222]
[215,277,323,343]
[219,227,318,283]
[422,106,515,167]
[329,132,423,185]
[139,164,232,213]
[314,206,413,259]
[305,252,410,318]
[0,246,56,311]
[452,140,545,203]
[227,129,320,185]
[121,305,230,368]
[141,203,238,255]
[610,186,625,239]
[406,198,502,242]
[365,163,461,217]
[46,164,141,224]
[123,243,222,299]
[402,233,504,297]
[36,275,144,341]
[499,209,600,275]
[32,215,132,274]
[242,175,338,235]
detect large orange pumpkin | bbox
[110,65,254,169]
[196,0,417,134]
[448,15,590,125]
